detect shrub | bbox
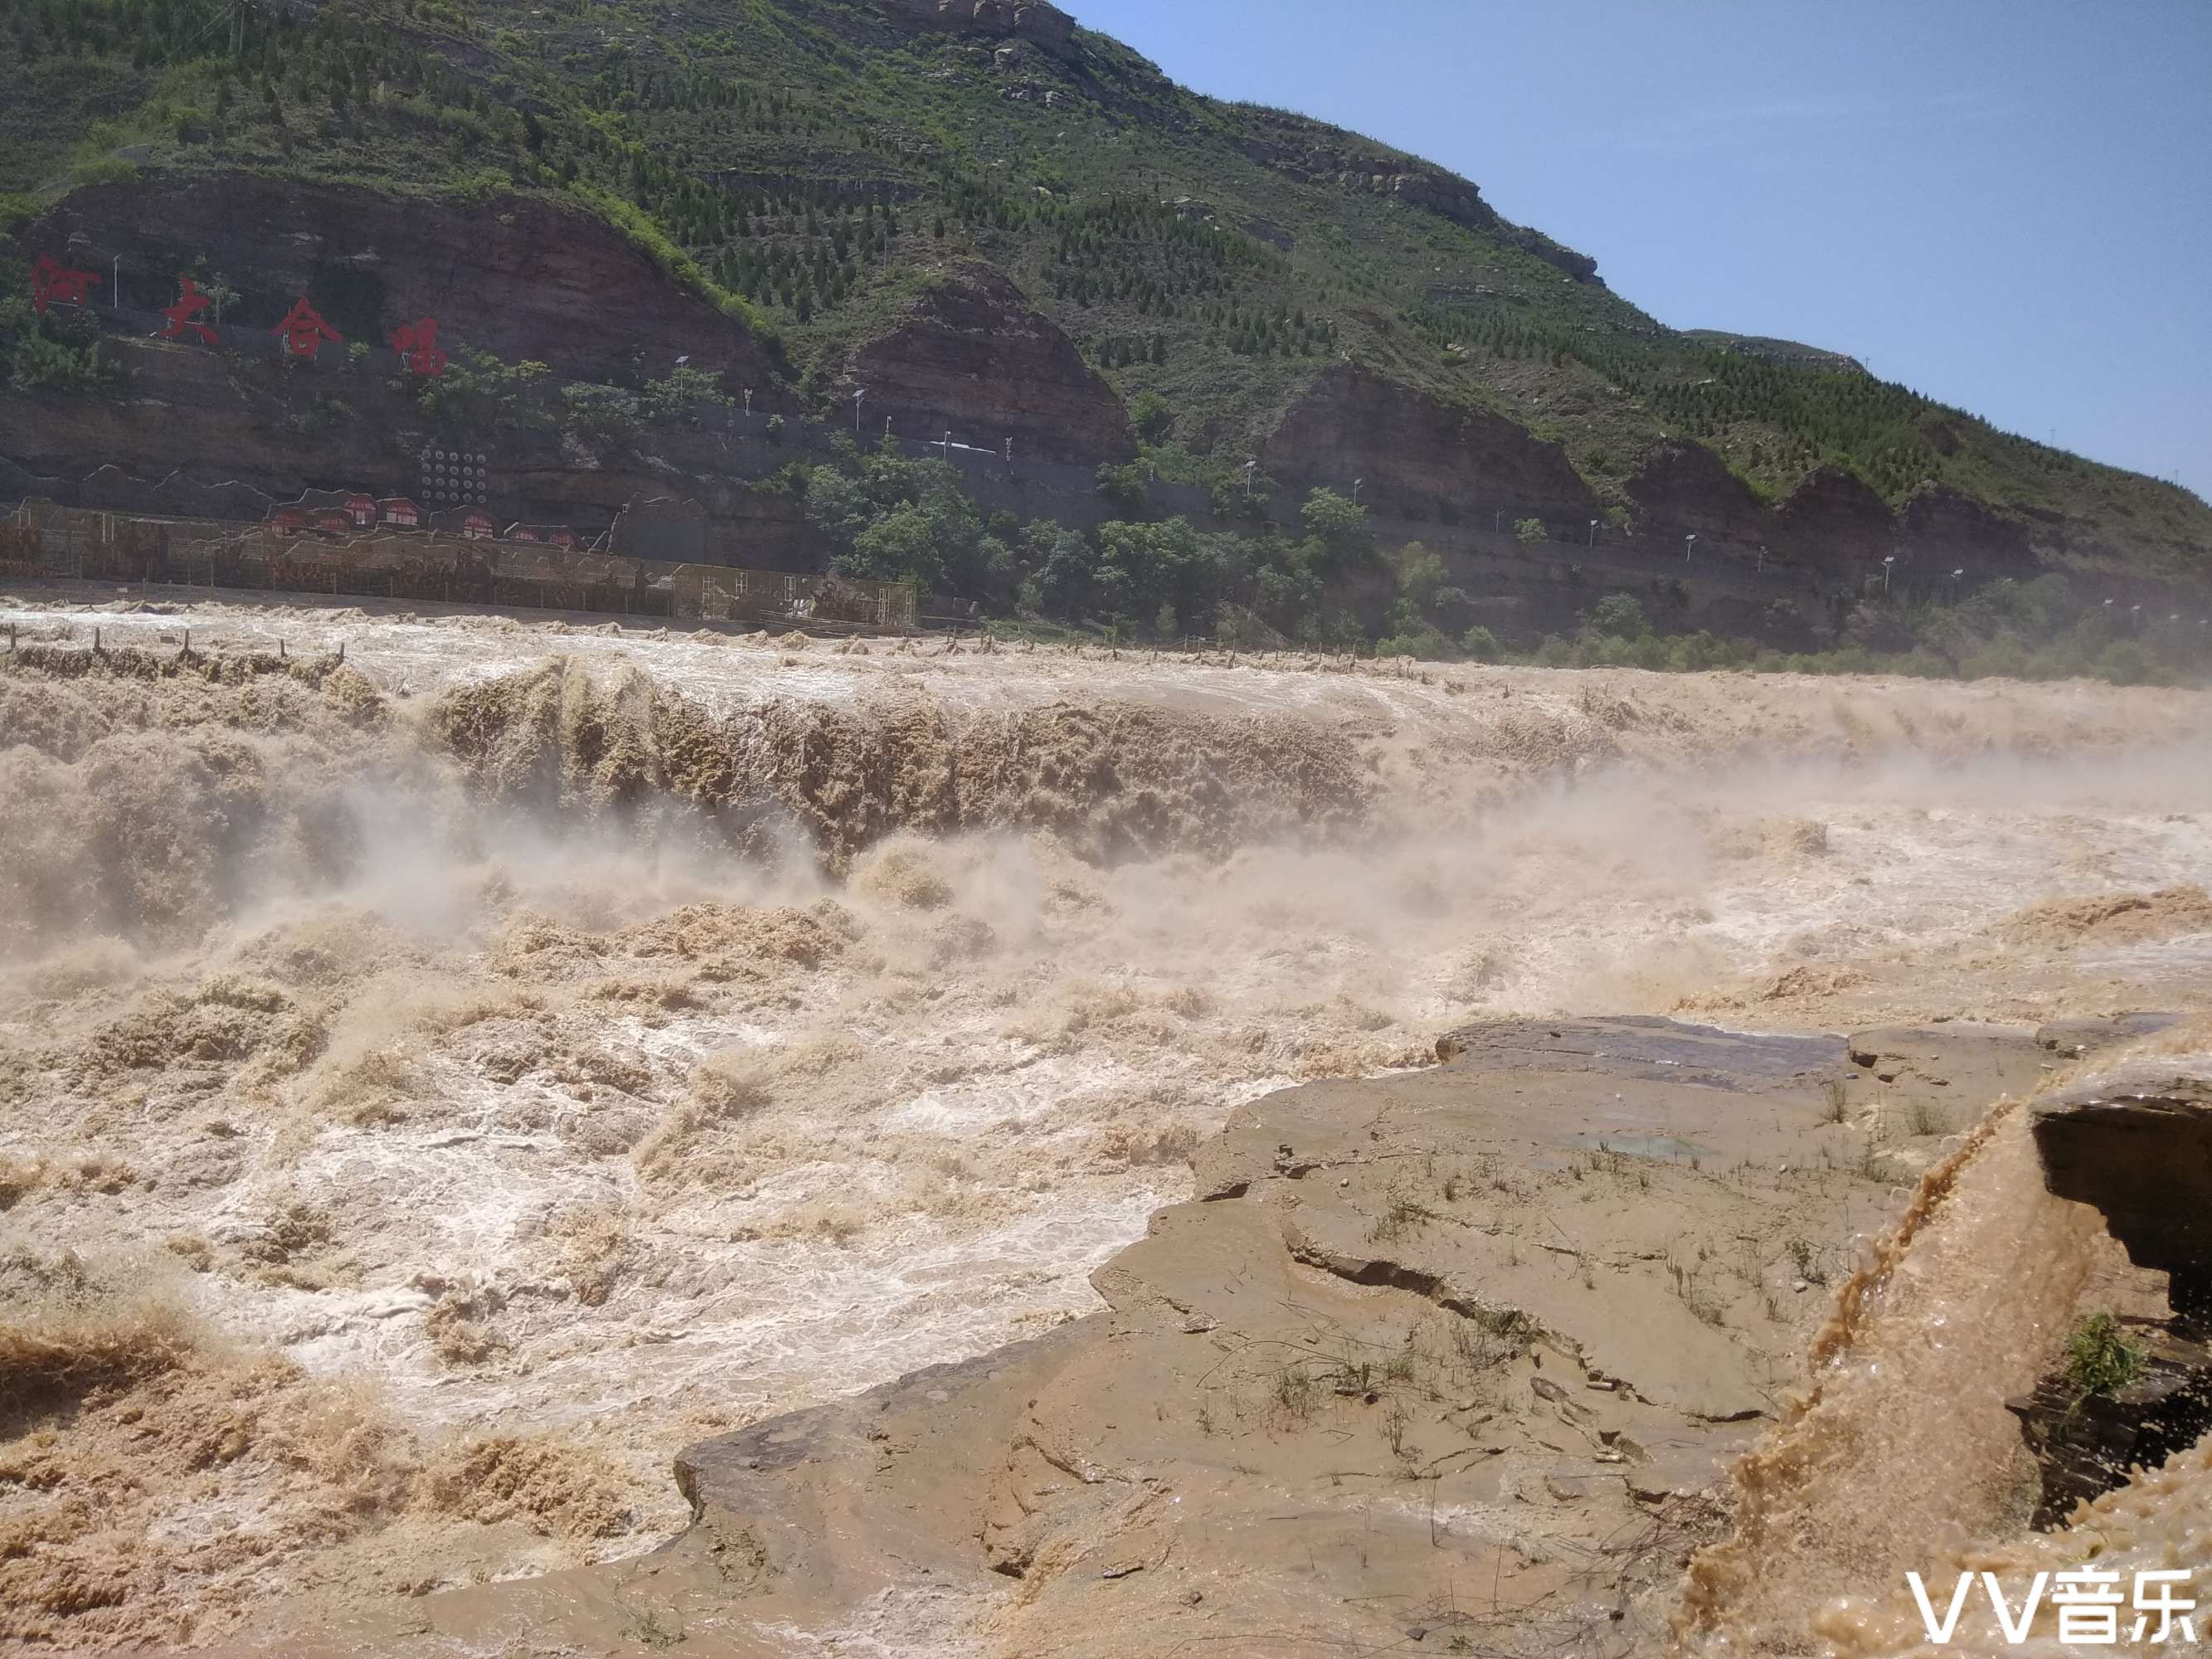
[1130,390,1174,441]
[2064,1312,2145,1399]
[10,330,122,393]
[642,364,734,426]
[560,382,642,432]
[1393,541,1445,611]
[1095,462,1146,511]
[1514,517,1548,546]
[1587,593,1649,640]
[70,157,140,189]
[1374,624,1449,659]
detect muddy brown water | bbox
[2,598,2210,1651]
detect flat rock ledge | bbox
[657,1017,2051,1657]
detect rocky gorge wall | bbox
[20,175,783,391]
[1261,363,1599,523]
[835,264,1135,466]
[2,175,793,537]
[1,173,2192,619]
[2,177,1138,538]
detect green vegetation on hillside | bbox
[766,436,2203,684]
[0,0,2205,683]
[1505,572,2204,686]
[0,285,129,393]
[2,0,2205,566]
[790,434,1374,645]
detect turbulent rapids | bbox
[1681,1017,2212,1657]
[2,599,2211,1653]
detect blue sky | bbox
[1075,0,2212,500]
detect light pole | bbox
[1684,533,1696,563]
[1495,508,1505,534]
[1950,567,1964,601]
[1352,478,1364,508]
[742,387,753,418]
[1589,518,1598,547]
[1881,554,1895,595]
[853,387,865,431]
[112,255,120,311]
[939,429,952,460]
[1243,459,1257,501]
[1757,543,1767,573]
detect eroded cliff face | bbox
[21,175,781,390]
[1621,444,2046,583]
[4,186,1135,533]
[0,339,814,547]
[3,174,793,526]
[2,182,1121,532]
[0,171,2169,601]
[1261,363,1597,519]
[1899,483,2039,577]
[1775,465,1897,571]
[0,334,364,512]
[1624,442,1773,551]
[838,264,1135,465]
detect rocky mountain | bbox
[0,0,2205,645]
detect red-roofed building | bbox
[549,527,577,548]
[506,524,542,544]
[378,498,421,529]
[460,509,495,540]
[344,494,377,528]
[309,508,352,535]
[269,506,306,536]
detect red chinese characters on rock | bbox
[390,316,448,378]
[272,294,342,360]
[161,278,221,346]
[31,255,100,314]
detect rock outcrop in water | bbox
[2030,1041,2212,1316]
[2013,1017,2212,1526]
[631,1019,2044,1659]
